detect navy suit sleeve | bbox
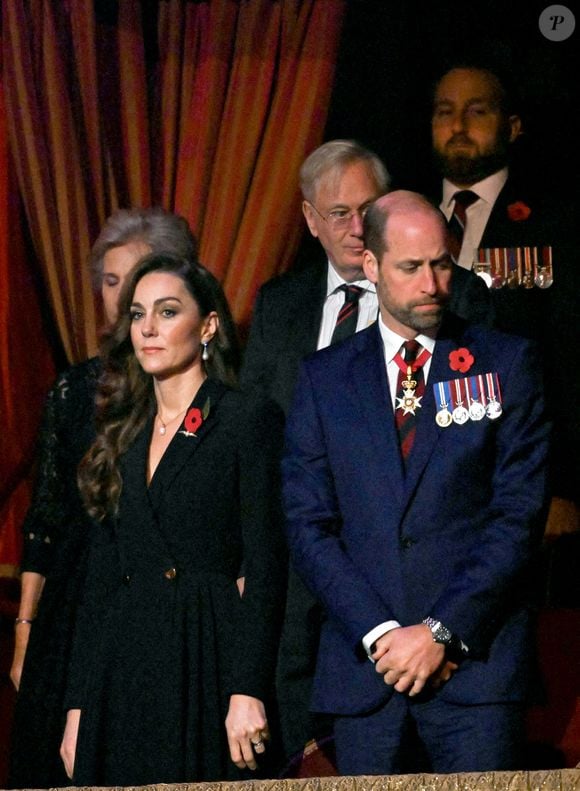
[282,363,397,651]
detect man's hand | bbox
[430,659,458,689]
[371,624,446,696]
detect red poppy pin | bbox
[449,347,474,374]
[507,201,531,222]
[179,398,211,438]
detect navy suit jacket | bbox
[282,316,550,716]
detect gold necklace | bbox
[156,407,188,436]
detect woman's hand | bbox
[60,708,81,779]
[10,623,32,690]
[11,571,45,690]
[225,694,269,770]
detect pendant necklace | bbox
[156,407,188,436]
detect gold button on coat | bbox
[164,567,177,580]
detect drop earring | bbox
[202,340,209,361]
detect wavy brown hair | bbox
[78,253,240,521]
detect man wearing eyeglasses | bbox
[242,140,388,416]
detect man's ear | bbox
[302,201,319,238]
[508,114,522,143]
[363,249,379,284]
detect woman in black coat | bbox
[60,253,286,786]
[9,208,200,788]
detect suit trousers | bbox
[333,689,525,775]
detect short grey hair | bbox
[90,207,198,288]
[299,139,390,203]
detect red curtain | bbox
[0,71,56,573]
[0,0,346,568]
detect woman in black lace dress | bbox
[8,208,200,788]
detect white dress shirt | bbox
[440,168,509,269]
[317,262,378,350]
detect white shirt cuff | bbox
[362,620,401,660]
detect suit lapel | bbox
[351,325,406,505]
[403,315,465,500]
[291,266,327,356]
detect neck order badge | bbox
[394,340,431,463]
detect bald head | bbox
[364,191,447,261]
[362,191,452,338]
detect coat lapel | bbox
[147,378,229,510]
[117,414,166,557]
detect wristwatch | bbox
[422,616,453,645]
[422,616,468,661]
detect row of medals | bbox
[434,375,502,428]
[472,245,553,290]
[435,395,502,428]
[397,372,503,428]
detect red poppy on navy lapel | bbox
[507,201,532,221]
[448,347,474,374]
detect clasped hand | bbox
[371,624,457,696]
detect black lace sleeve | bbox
[20,358,100,576]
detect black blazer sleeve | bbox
[229,396,287,700]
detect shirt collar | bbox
[378,315,437,362]
[442,167,509,211]
[326,260,376,298]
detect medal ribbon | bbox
[435,380,450,410]
[469,376,482,407]
[392,346,431,376]
[453,378,465,409]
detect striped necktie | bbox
[447,189,478,261]
[330,285,363,345]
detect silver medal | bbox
[452,405,469,425]
[469,401,486,421]
[486,399,503,420]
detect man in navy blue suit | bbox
[282,190,550,774]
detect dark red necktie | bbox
[394,340,430,465]
[330,285,363,345]
[447,189,478,261]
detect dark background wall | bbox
[296,0,578,267]
[326,0,579,196]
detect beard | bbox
[434,137,511,184]
[389,298,448,334]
